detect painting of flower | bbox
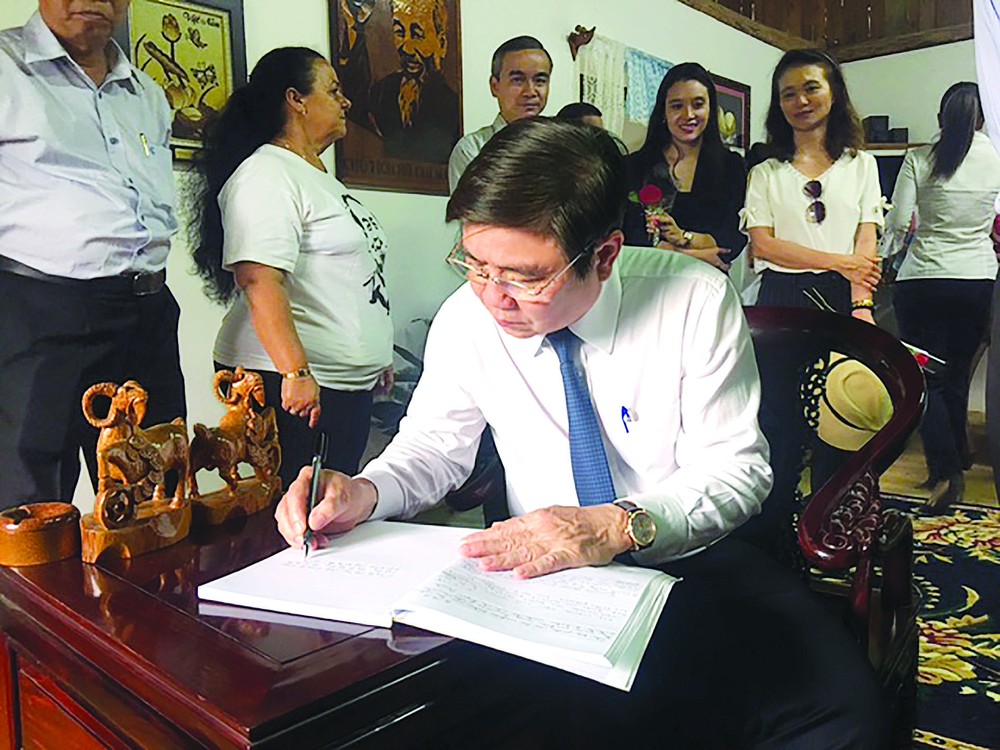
[116,0,247,159]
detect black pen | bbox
[302,431,328,559]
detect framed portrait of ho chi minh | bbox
[330,0,463,195]
[114,0,247,161]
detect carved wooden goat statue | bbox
[81,381,189,525]
[188,368,281,497]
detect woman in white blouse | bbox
[744,49,882,319]
[191,48,394,488]
[886,82,1000,510]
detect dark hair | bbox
[930,82,984,180]
[556,102,602,121]
[189,47,325,303]
[633,62,727,186]
[490,36,551,80]
[745,141,778,170]
[447,118,627,279]
[764,49,864,162]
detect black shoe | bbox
[960,450,976,470]
[925,473,964,514]
[917,476,942,491]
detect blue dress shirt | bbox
[0,12,177,278]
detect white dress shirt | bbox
[0,12,176,278]
[447,114,507,193]
[360,246,773,564]
[742,152,884,273]
[886,132,1000,281]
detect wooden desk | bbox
[0,511,557,749]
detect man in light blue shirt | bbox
[0,1,185,508]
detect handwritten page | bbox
[198,521,469,627]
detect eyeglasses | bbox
[804,180,826,224]
[446,241,586,301]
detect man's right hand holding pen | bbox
[275,467,379,551]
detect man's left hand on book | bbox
[275,467,378,550]
[459,504,633,580]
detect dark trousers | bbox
[215,365,373,490]
[568,537,886,749]
[895,278,992,480]
[0,272,185,509]
[757,269,851,313]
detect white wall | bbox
[843,41,978,142]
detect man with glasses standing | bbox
[446,35,551,193]
[275,118,886,747]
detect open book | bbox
[198,521,677,691]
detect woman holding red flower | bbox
[623,62,747,270]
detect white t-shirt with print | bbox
[742,151,885,274]
[214,144,393,390]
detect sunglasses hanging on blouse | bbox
[804,179,826,224]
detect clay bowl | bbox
[0,502,81,566]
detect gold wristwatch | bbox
[613,500,657,551]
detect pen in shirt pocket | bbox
[621,406,635,434]
[139,132,151,157]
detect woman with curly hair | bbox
[189,47,393,489]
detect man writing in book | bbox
[275,119,886,747]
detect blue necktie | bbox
[547,328,617,506]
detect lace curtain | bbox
[574,34,627,136]
[624,48,673,124]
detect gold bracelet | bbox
[851,299,874,310]
[282,367,312,380]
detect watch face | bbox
[630,511,656,548]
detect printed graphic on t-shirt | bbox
[343,194,390,313]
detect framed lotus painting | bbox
[710,72,750,152]
[114,0,247,160]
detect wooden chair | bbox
[743,305,925,748]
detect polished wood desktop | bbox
[0,510,557,749]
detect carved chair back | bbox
[744,305,925,744]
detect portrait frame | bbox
[114,0,247,161]
[709,73,750,152]
[329,0,464,196]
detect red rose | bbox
[914,353,929,368]
[637,184,663,206]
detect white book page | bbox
[197,521,469,628]
[393,559,674,666]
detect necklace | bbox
[272,139,326,172]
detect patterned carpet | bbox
[883,496,1000,749]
